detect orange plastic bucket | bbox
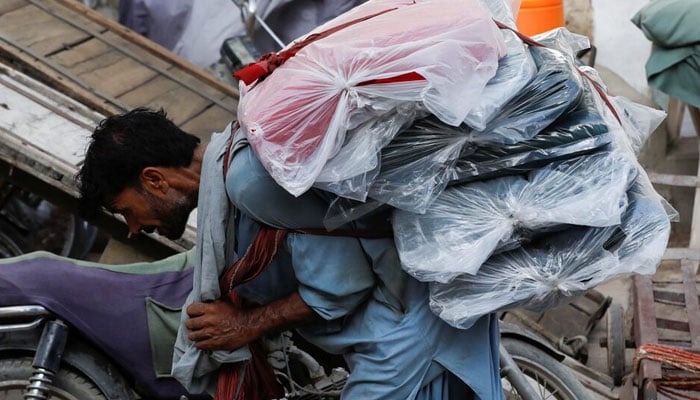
[516,0,564,36]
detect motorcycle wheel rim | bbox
[0,379,82,400]
[502,358,577,400]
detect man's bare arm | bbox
[185,291,318,350]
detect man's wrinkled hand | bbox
[185,300,257,351]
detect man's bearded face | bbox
[142,189,194,240]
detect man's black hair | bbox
[76,108,200,219]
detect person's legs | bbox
[415,370,476,400]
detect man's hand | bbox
[185,291,319,351]
[186,300,257,350]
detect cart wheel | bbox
[607,303,625,386]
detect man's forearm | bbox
[246,291,319,337]
[186,291,319,350]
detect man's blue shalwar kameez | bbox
[227,143,503,400]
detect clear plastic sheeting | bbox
[429,179,671,330]
[469,46,583,145]
[532,28,591,60]
[479,0,518,28]
[313,104,425,200]
[393,151,637,283]
[451,79,611,183]
[238,0,505,196]
[317,47,606,217]
[366,117,468,212]
[463,30,537,130]
[611,96,666,155]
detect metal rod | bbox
[499,344,541,400]
[0,305,50,333]
[254,14,286,50]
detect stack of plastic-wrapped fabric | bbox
[235,0,673,329]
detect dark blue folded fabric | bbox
[470,46,583,145]
[451,79,610,184]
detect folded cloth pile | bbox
[236,0,672,329]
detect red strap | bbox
[356,71,425,87]
[492,19,622,125]
[295,227,392,239]
[234,7,399,84]
[219,226,289,300]
[214,340,283,400]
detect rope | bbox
[634,344,700,399]
[492,20,622,125]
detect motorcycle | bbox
[0,250,589,400]
[0,183,97,260]
[0,2,592,399]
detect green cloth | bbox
[0,249,194,274]
[632,0,700,108]
[145,297,183,377]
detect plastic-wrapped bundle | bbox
[364,117,467,212]
[429,180,671,329]
[469,45,583,145]
[313,104,424,201]
[463,30,537,130]
[451,79,611,183]
[319,68,609,215]
[393,151,637,282]
[238,0,505,196]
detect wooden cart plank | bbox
[48,38,112,70]
[180,105,236,140]
[0,37,127,115]
[633,275,663,382]
[163,61,239,106]
[52,0,239,100]
[0,0,238,141]
[27,0,105,35]
[0,0,27,15]
[681,260,700,348]
[74,49,159,98]
[118,74,212,125]
[0,4,92,56]
[96,32,234,108]
[97,31,174,72]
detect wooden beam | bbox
[663,247,700,261]
[648,172,700,188]
[0,36,127,115]
[689,134,700,255]
[666,97,685,144]
[690,105,700,137]
[681,260,700,348]
[50,0,240,99]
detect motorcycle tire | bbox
[0,217,29,258]
[0,357,107,400]
[501,338,590,400]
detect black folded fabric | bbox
[470,46,584,145]
[451,77,610,184]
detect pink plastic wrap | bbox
[237,0,506,196]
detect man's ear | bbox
[140,167,169,195]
